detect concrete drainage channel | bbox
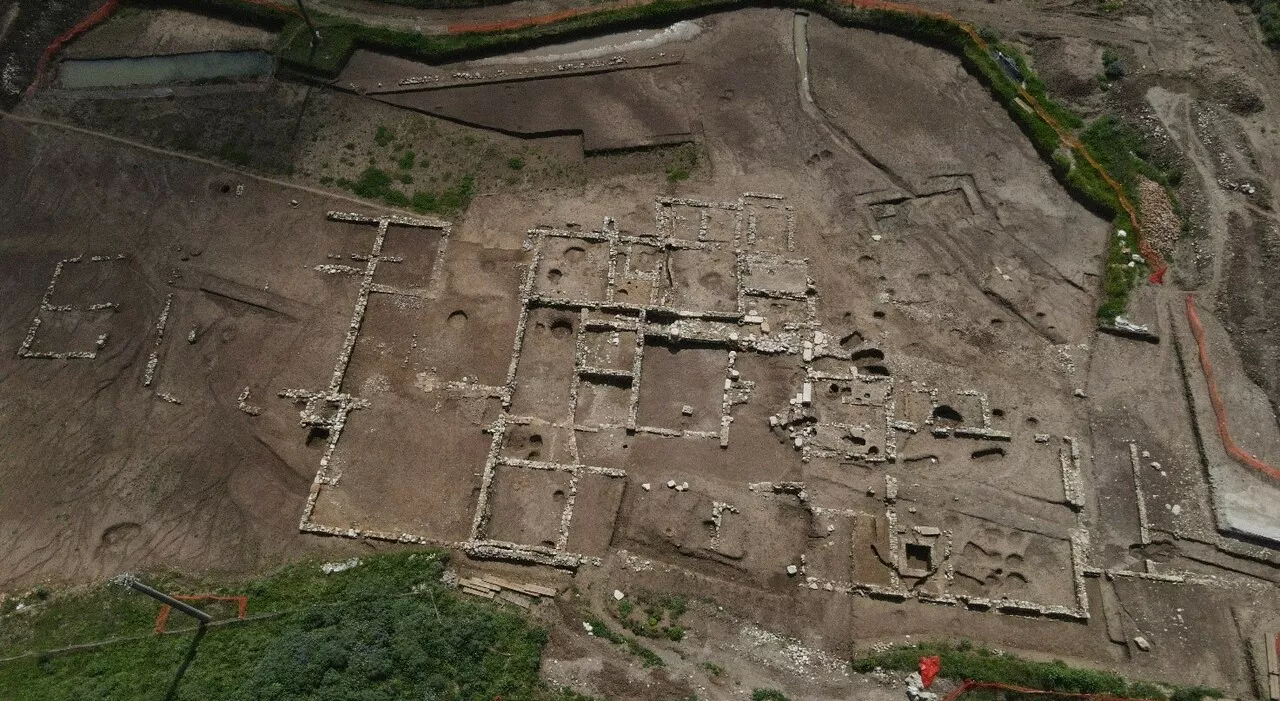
[57,50,275,89]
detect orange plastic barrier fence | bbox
[25,0,120,97]
[25,0,301,98]
[447,0,646,34]
[154,595,249,633]
[942,680,1164,701]
[1184,294,1280,481]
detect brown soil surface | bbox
[4,3,1280,699]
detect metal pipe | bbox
[117,576,212,624]
[295,0,321,45]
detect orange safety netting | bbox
[154,595,249,633]
[447,0,646,34]
[1184,294,1280,481]
[25,0,301,98]
[920,655,941,688]
[25,0,120,97]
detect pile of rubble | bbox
[1136,176,1180,255]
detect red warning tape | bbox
[153,594,248,633]
[1184,294,1280,481]
[24,0,301,97]
[25,0,121,97]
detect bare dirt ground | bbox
[3,2,1280,699]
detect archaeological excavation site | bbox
[2,0,1280,699]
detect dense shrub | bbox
[851,642,1222,701]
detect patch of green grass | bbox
[1101,48,1126,80]
[702,661,725,677]
[851,642,1222,701]
[1080,115,1165,196]
[374,125,394,148]
[1246,0,1280,47]
[664,143,699,183]
[350,166,394,198]
[410,174,476,216]
[508,156,526,170]
[0,552,591,701]
[398,150,415,169]
[584,617,665,668]
[613,592,687,642]
[752,689,791,701]
[1076,115,1174,320]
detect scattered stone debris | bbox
[1133,636,1151,652]
[1113,316,1149,334]
[320,557,361,574]
[905,671,938,701]
[1135,177,1179,256]
[237,387,262,416]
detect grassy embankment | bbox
[0,551,588,701]
[853,641,1222,701]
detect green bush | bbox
[752,690,792,701]
[0,552,589,701]
[1247,0,1280,47]
[1102,48,1126,80]
[411,174,475,216]
[851,642,1220,701]
[350,166,394,199]
[1080,115,1164,195]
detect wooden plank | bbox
[480,574,558,598]
[521,583,559,598]
[461,585,495,599]
[480,575,547,598]
[461,577,500,592]
[1267,632,1279,676]
[496,590,533,610]
[1268,673,1279,701]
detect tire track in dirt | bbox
[790,10,914,197]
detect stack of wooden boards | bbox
[459,574,558,609]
